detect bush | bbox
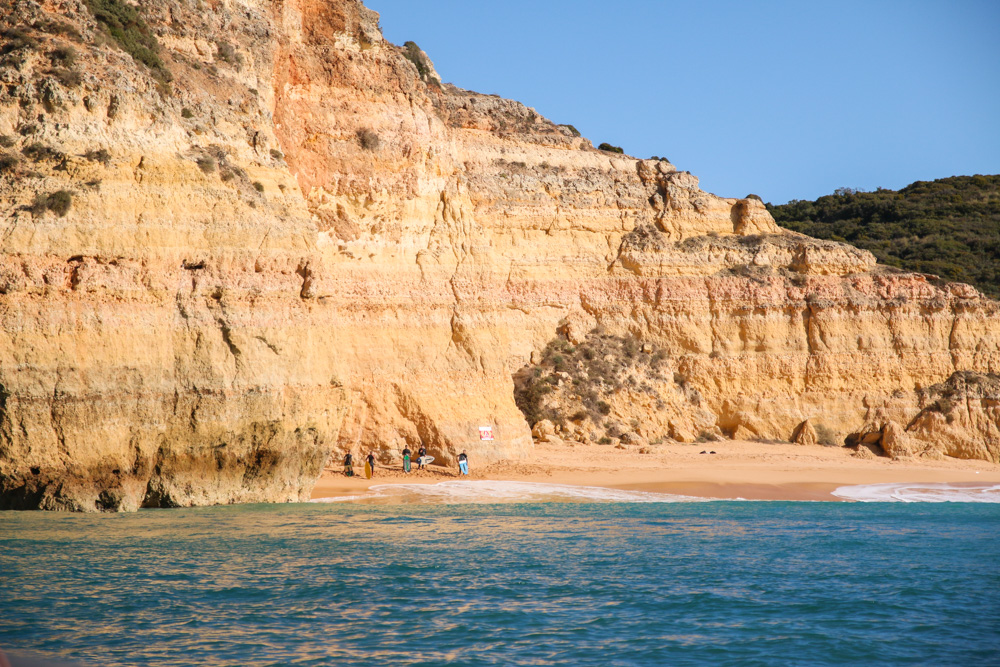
[215,41,242,69]
[35,19,82,41]
[252,181,264,193]
[196,156,216,174]
[933,397,954,414]
[269,148,283,160]
[49,46,77,66]
[22,143,63,162]
[30,190,73,217]
[85,0,170,81]
[401,41,438,84]
[552,354,567,372]
[0,136,14,148]
[357,128,380,151]
[514,328,677,433]
[768,174,1000,298]
[47,190,72,216]
[181,107,194,119]
[83,148,111,165]
[46,68,82,88]
[1,28,39,56]
[598,143,624,154]
[562,124,581,137]
[0,154,19,172]
[814,423,839,447]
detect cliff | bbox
[1,0,998,510]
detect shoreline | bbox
[311,440,1000,503]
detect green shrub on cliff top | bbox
[401,41,439,85]
[768,174,1000,297]
[85,0,170,81]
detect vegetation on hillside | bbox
[401,41,439,85]
[514,331,668,428]
[85,0,170,82]
[767,175,1000,297]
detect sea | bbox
[2,481,999,666]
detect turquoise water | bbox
[2,498,1000,666]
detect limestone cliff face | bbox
[0,0,346,510]
[1,0,998,510]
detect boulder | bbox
[732,197,780,236]
[668,423,696,443]
[531,419,556,441]
[620,432,649,447]
[861,431,883,445]
[791,419,818,446]
[853,443,881,459]
[879,420,914,459]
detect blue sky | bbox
[365,0,1000,204]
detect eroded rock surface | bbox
[1,0,998,510]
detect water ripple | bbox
[2,502,999,666]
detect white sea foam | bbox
[311,494,369,503]
[311,480,706,505]
[832,482,1000,503]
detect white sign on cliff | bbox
[479,426,494,441]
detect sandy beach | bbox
[311,440,1000,502]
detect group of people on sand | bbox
[341,447,469,477]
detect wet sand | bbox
[311,440,1000,502]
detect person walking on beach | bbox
[458,451,469,476]
[343,451,354,477]
[417,445,428,469]
[366,451,376,477]
[402,445,412,473]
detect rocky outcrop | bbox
[1,0,998,510]
[513,329,719,447]
[906,372,1000,462]
[791,420,818,446]
[841,374,1000,463]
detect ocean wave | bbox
[832,482,1000,503]
[311,494,369,503]
[311,480,707,505]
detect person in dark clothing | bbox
[402,446,412,473]
[366,451,376,477]
[458,451,469,475]
[343,452,354,477]
[417,445,428,469]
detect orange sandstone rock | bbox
[0,0,998,510]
